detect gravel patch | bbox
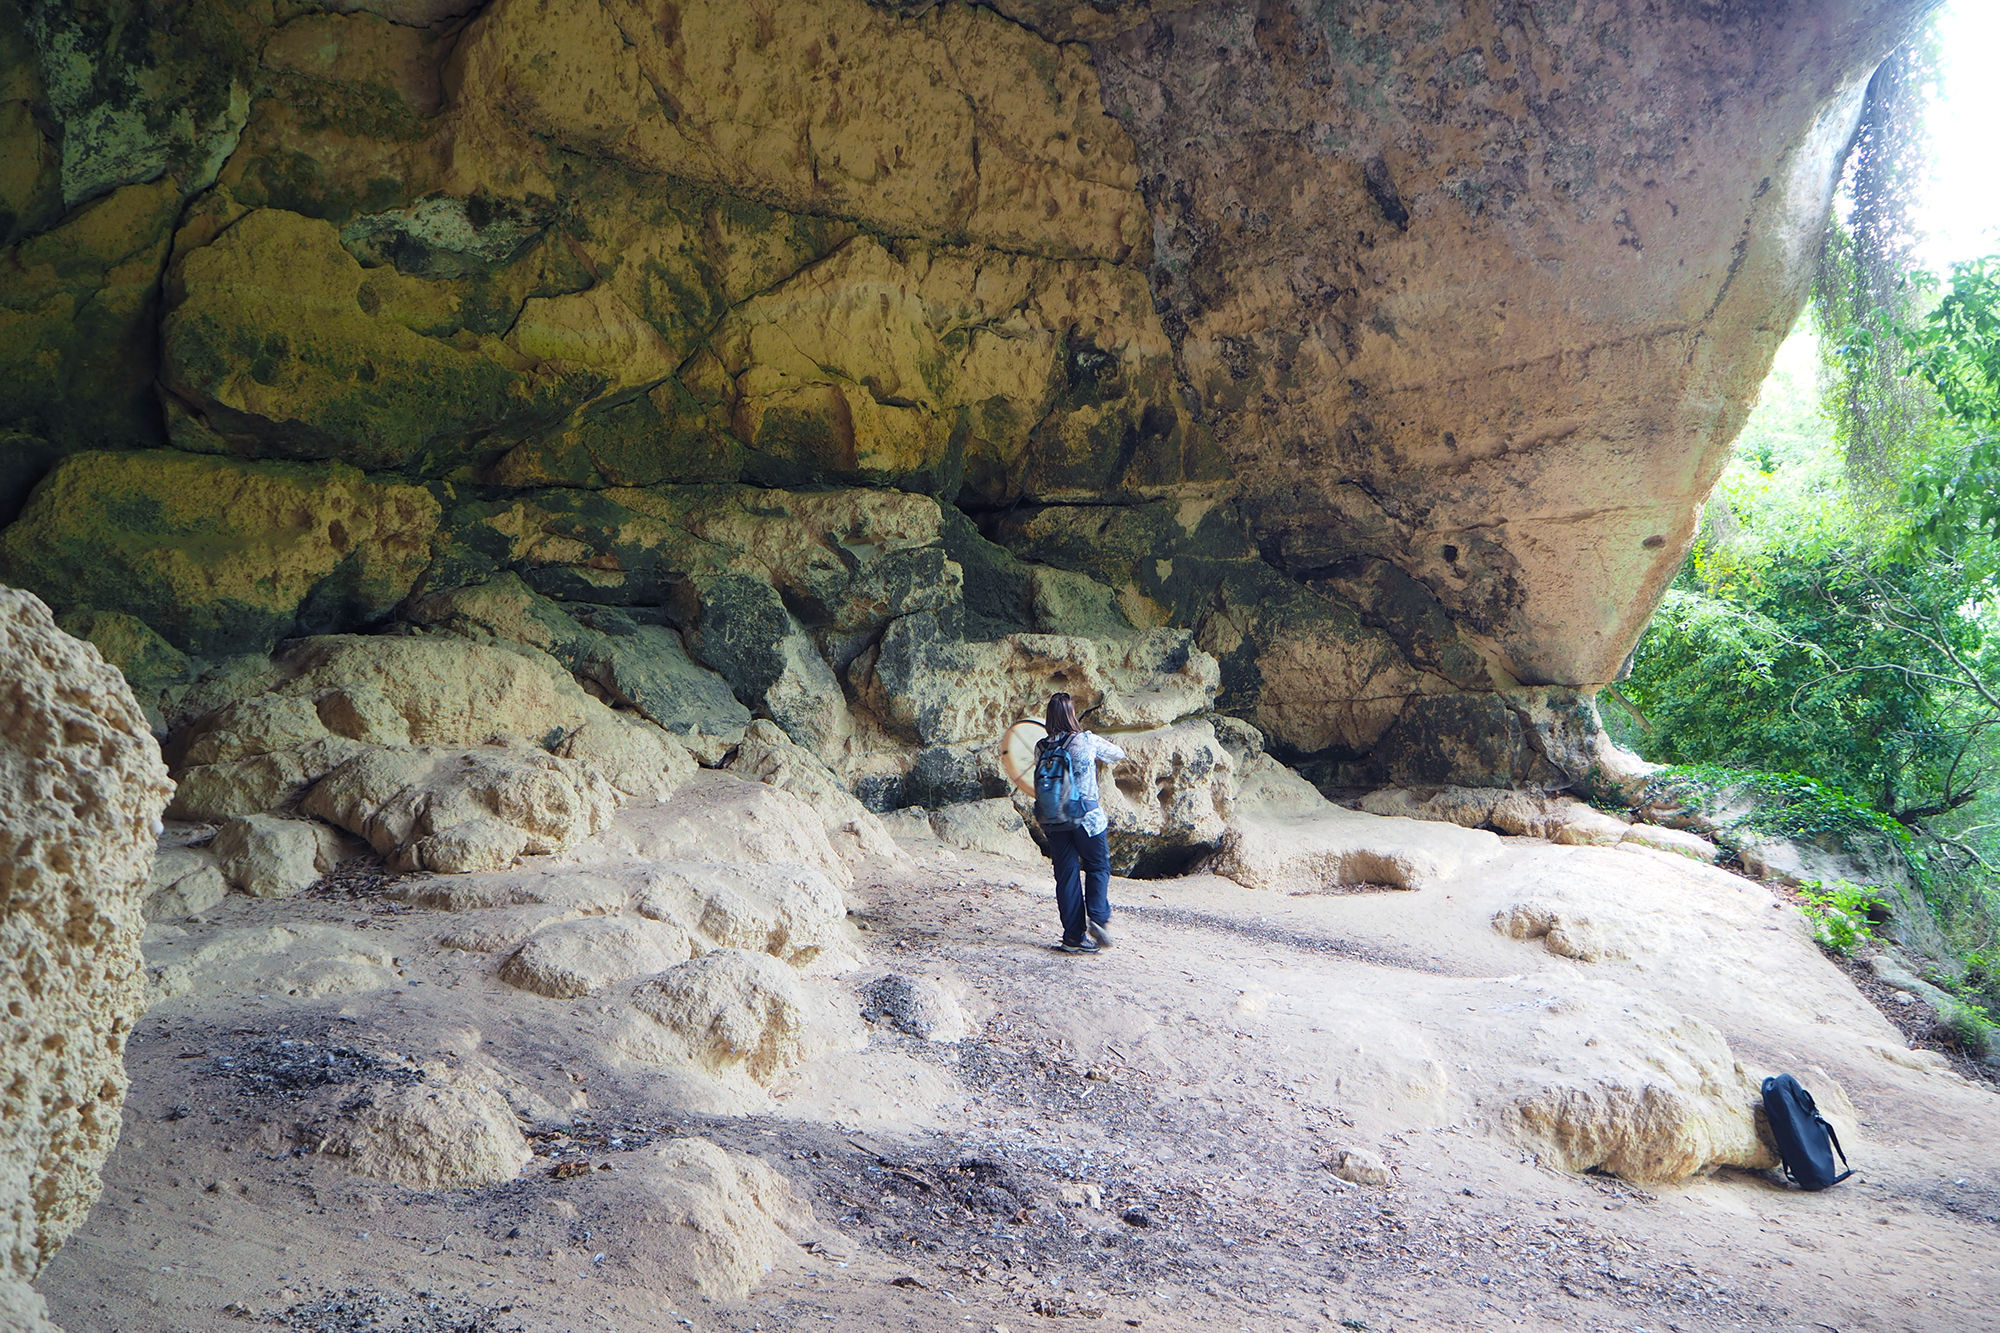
[208,1035,424,1097]
[260,1288,521,1332]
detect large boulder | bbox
[0,587,173,1332]
[0,451,439,658]
[164,634,683,822]
[674,573,853,758]
[142,922,400,1005]
[0,182,184,454]
[990,503,1443,761]
[498,917,695,1000]
[513,1137,817,1302]
[310,1068,534,1191]
[1496,986,1785,1184]
[893,798,1043,864]
[160,208,666,473]
[20,8,257,216]
[404,576,751,763]
[856,619,1220,748]
[1096,720,1236,877]
[549,713,697,802]
[1207,804,1505,895]
[299,744,618,873]
[52,607,197,731]
[571,773,854,890]
[211,813,345,898]
[1361,784,1719,860]
[631,860,850,969]
[271,635,601,745]
[439,485,955,634]
[407,852,850,971]
[142,845,228,921]
[1360,786,1634,846]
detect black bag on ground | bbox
[1761,1073,1853,1190]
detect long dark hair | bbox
[1045,692,1081,736]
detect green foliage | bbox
[1906,258,2000,431]
[1622,534,1977,826]
[1924,859,2000,1008]
[1814,31,1946,491]
[1797,879,1891,955]
[1901,257,2000,547]
[1938,1000,1995,1057]
[1638,765,1912,859]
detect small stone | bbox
[923,798,1042,863]
[1619,822,1721,863]
[1327,1148,1390,1186]
[313,1072,532,1190]
[300,743,617,873]
[628,949,813,1083]
[145,861,228,920]
[724,720,902,864]
[1057,1183,1102,1211]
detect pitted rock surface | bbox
[0,586,172,1331]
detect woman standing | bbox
[1030,692,1126,954]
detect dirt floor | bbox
[35,822,2000,1333]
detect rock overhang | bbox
[0,0,1937,788]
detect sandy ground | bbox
[34,813,2000,1333]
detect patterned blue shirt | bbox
[1037,731,1128,836]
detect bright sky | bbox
[1915,1,2000,272]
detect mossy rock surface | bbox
[404,574,751,748]
[0,449,438,657]
[160,208,610,475]
[0,180,182,449]
[26,0,260,211]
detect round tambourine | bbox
[999,718,1047,797]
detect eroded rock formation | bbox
[0,0,1931,796]
[0,8,1940,1309]
[0,589,172,1333]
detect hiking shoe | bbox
[1058,939,1099,954]
[1087,920,1113,949]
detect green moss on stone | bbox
[0,449,439,656]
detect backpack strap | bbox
[1819,1117,1854,1185]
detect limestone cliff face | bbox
[0,0,1929,788]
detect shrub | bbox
[1938,1000,1996,1057]
[1798,879,1891,955]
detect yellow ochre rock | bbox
[0,450,438,658]
[451,0,1147,259]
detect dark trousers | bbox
[1048,825,1111,946]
